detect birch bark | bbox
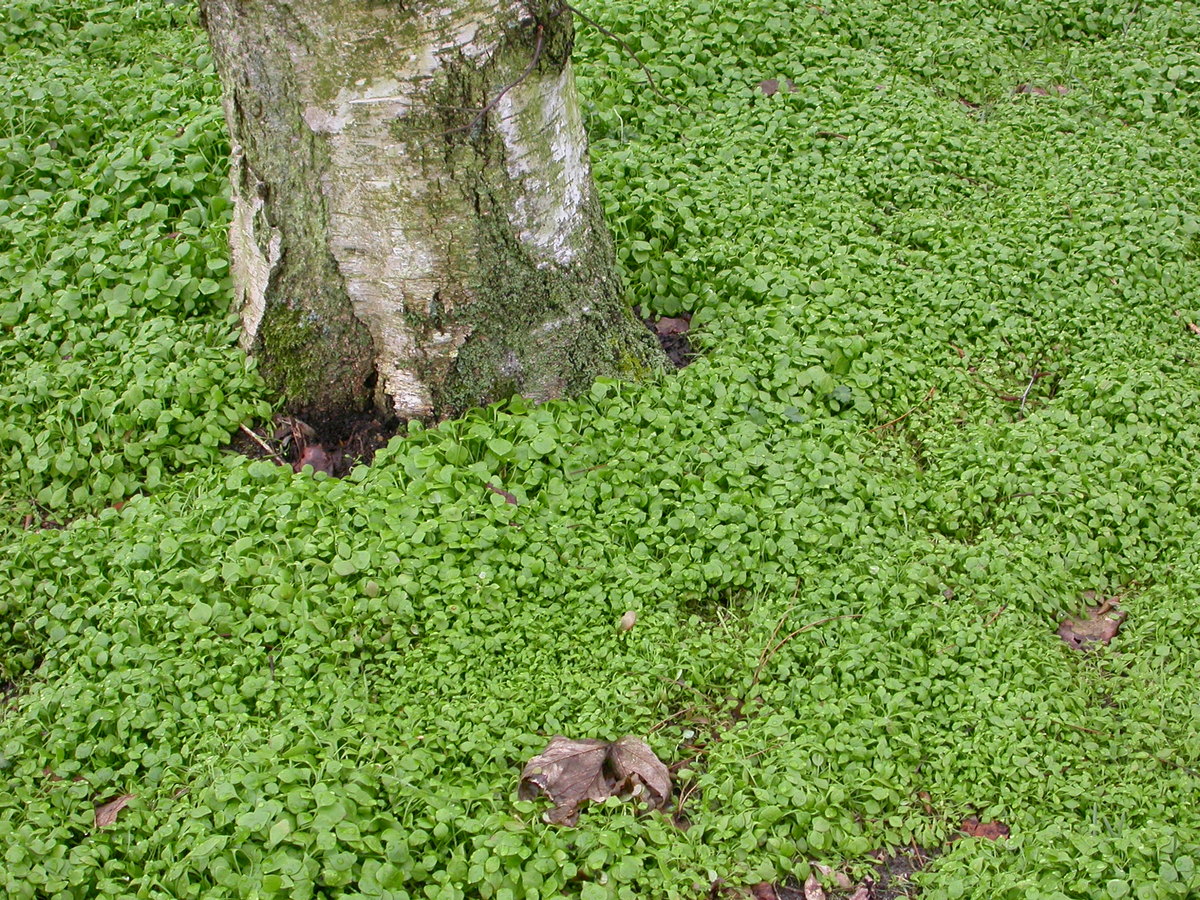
[199,0,660,425]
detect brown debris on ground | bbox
[641,309,695,368]
[230,411,397,478]
[746,848,931,900]
[518,735,671,826]
[959,816,1011,840]
[1058,595,1125,651]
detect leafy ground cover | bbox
[2,0,1200,898]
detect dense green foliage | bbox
[2,0,1200,898]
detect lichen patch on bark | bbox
[227,151,281,351]
[495,61,589,267]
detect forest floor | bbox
[2,1,1199,899]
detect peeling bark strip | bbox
[199,0,660,424]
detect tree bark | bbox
[198,0,660,427]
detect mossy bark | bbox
[199,0,661,426]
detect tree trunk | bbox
[198,0,660,427]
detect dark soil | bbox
[744,844,935,900]
[869,846,935,899]
[2,678,20,712]
[658,330,695,369]
[641,309,695,368]
[231,410,398,478]
[232,313,693,476]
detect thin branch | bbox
[741,740,786,762]
[1152,753,1200,779]
[752,614,861,685]
[648,704,697,733]
[563,3,684,110]
[674,778,702,820]
[445,24,545,137]
[1018,371,1038,415]
[239,423,286,464]
[567,463,608,476]
[752,585,801,686]
[871,386,936,432]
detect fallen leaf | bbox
[961,816,1010,840]
[1014,83,1050,96]
[750,883,777,900]
[1058,603,1125,650]
[759,79,780,96]
[804,874,826,900]
[295,445,334,475]
[617,610,637,632]
[519,735,671,825]
[95,794,135,828]
[654,316,691,336]
[834,872,854,890]
[1188,322,1200,335]
[848,888,871,900]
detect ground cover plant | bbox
[2,0,1200,897]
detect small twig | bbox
[446,24,545,136]
[871,387,936,432]
[485,483,519,505]
[239,424,285,464]
[984,605,1007,627]
[752,590,800,685]
[741,740,786,762]
[563,3,684,110]
[1028,716,1106,737]
[752,614,861,685]
[1018,371,1038,415]
[1151,753,1200,779]
[649,705,698,733]
[567,463,608,476]
[675,779,702,820]
[656,676,720,707]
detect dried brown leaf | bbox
[1058,604,1125,650]
[617,610,638,632]
[519,736,671,825]
[803,874,826,900]
[295,445,334,475]
[95,794,135,829]
[609,736,672,804]
[759,79,780,96]
[750,883,777,900]
[654,316,691,336]
[848,888,871,900]
[961,816,1010,840]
